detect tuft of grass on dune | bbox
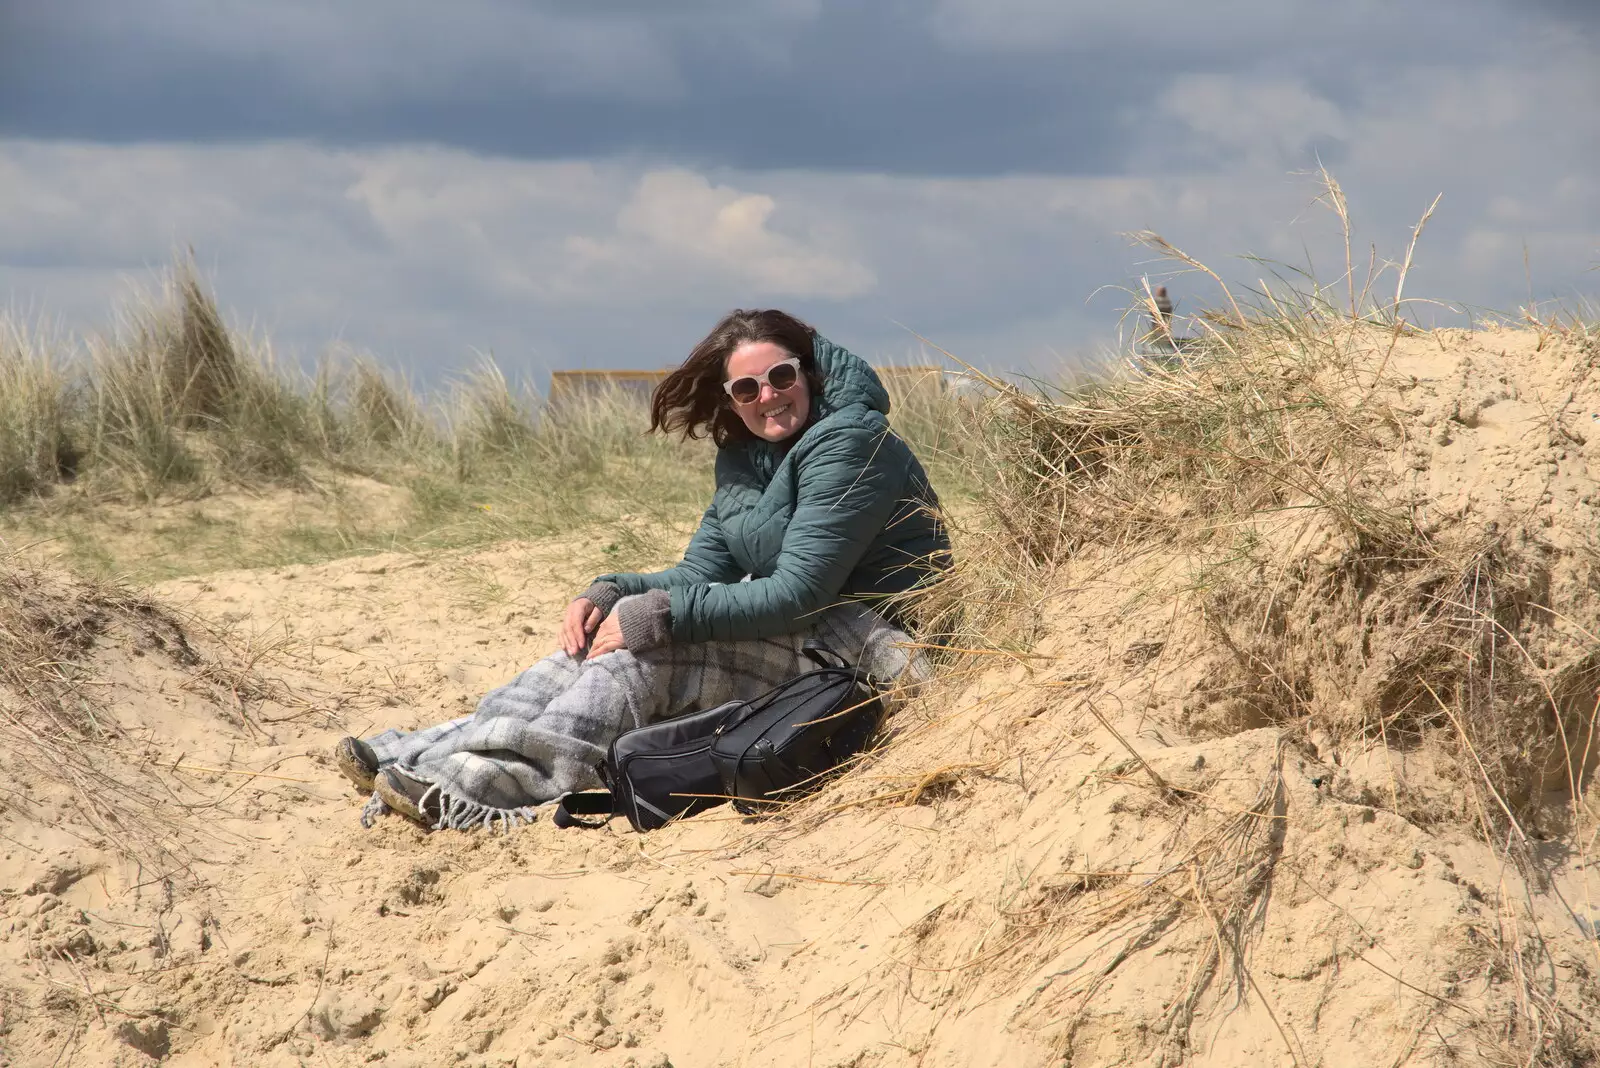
[84,258,355,497]
[0,319,80,506]
[940,185,1600,846]
[0,559,212,874]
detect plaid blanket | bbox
[360,599,927,831]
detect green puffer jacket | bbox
[598,335,952,644]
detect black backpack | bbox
[553,645,884,832]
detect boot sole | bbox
[334,737,378,793]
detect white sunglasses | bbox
[723,356,802,403]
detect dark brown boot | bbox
[374,767,441,827]
[334,737,379,792]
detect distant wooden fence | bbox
[547,369,672,405]
[547,364,948,404]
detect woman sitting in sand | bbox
[333,309,952,831]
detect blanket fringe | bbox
[433,787,542,833]
[359,791,389,828]
[358,784,540,833]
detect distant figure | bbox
[1153,285,1174,329]
[1137,284,1196,368]
[1144,285,1176,350]
[334,309,952,832]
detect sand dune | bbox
[4,325,1600,1066]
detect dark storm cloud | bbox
[1525,0,1600,30]
[0,2,1122,175]
[0,0,1560,177]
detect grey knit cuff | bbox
[616,589,672,653]
[580,581,624,619]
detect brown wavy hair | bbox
[650,309,824,447]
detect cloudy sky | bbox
[1,1,1596,382]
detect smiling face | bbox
[725,340,812,442]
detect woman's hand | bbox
[559,597,603,657]
[586,613,626,657]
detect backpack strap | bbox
[552,790,616,829]
[802,639,885,691]
[801,640,850,671]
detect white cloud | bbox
[0,144,885,375]
[564,170,876,301]
[337,156,876,303]
[1158,76,1348,166]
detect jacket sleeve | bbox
[669,425,907,643]
[597,502,745,595]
